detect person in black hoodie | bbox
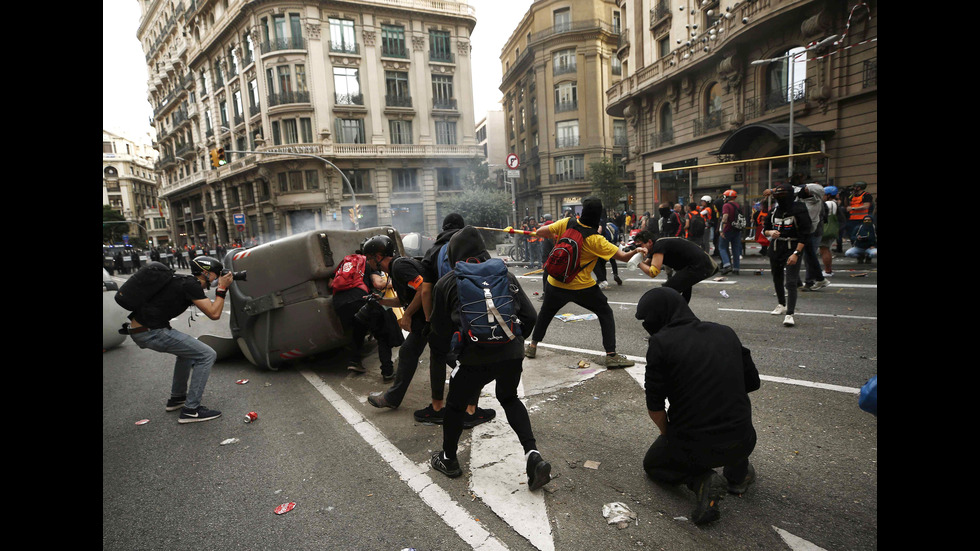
[636,287,760,525]
[428,226,551,492]
[763,182,813,327]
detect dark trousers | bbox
[531,283,617,353]
[643,430,755,489]
[769,241,802,314]
[593,257,619,283]
[663,259,718,303]
[384,316,447,406]
[442,358,537,461]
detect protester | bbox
[634,232,718,303]
[763,183,813,327]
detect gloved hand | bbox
[504,226,514,233]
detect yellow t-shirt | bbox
[546,217,621,290]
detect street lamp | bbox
[751,35,837,177]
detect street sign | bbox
[234,213,246,225]
[506,153,520,169]
[507,169,521,178]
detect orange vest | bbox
[849,192,870,220]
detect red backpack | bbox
[330,254,369,294]
[544,218,597,283]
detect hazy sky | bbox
[102,0,531,141]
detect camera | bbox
[354,298,385,331]
[222,269,247,281]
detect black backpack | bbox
[115,261,176,311]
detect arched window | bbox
[657,103,673,147]
[105,166,118,178]
[705,81,723,130]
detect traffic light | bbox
[209,148,226,168]
[354,204,362,219]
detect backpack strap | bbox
[483,287,516,341]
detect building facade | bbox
[606,0,877,213]
[475,110,507,165]
[103,130,169,246]
[138,0,481,247]
[499,0,627,220]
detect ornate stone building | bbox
[138,0,481,247]
[606,0,877,211]
[499,0,627,219]
[103,130,169,246]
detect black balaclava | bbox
[635,287,700,335]
[442,213,465,231]
[447,226,491,265]
[773,182,796,211]
[579,196,603,228]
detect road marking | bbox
[298,370,509,551]
[717,308,876,321]
[773,526,828,550]
[536,343,861,394]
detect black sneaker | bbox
[166,395,186,412]
[690,472,726,525]
[381,370,395,382]
[526,451,552,491]
[726,463,756,495]
[462,407,496,429]
[178,405,222,424]
[347,360,366,373]
[614,274,623,286]
[414,405,445,424]
[431,451,463,478]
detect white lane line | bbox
[298,369,508,551]
[773,526,829,550]
[717,308,877,321]
[536,343,861,395]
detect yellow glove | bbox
[649,265,661,278]
[504,226,514,233]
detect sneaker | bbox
[462,407,496,429]
[431,451,463,478]
[720,265,733,275]
[381,369,395,382]
[811,279,829,291]
[166,395,186,412]
[604,354,635,369]
[525,343,537,359]
[690,472,726,525]
[413,404,445,424]
[822,271,834,278]
[727,463,756,495]
[368,392,398,409]
[598,280,610,289]
[347,360,366,373]
[770,304,787,315]
[801,283,815,292]
[614,275,623,286]
[526,451,552,491]
[178,405,221,424]
[783,314,795,327]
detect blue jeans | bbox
[131,327,216,409]
[719,230,742,270]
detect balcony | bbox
[529,19,616,44]
[430,50,454,63]
[268,90,311,107]
[385,95,413,108]
[261,36,306,54]
[381,45,408,59]
[432,97,457,110]
[555,100,578,113]
[335,92,364,106]
[555,136,580,148]
[329,41,360,55]
[553,64,577,77]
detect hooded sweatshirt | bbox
[421,214,466,283]
[635,288,759,445]
[431,226,537,365]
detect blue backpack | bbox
[436,243,453,279]
[450,258,522,352]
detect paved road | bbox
[103,251,877,550]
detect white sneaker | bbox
[598,280,610,289]
[771,305,787,315]
[811,280,830,290]
[783,314,795,327]
[822,271,834,277]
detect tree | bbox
[448,158,512,246]
[587,157,626,214]
[103,205,128,243]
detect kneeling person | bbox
[428,227,551,491]
[634,232,718,303]
[635,288,759,524]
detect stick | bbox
[474,226,535,236]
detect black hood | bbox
[580,196,603,227]
[635,288,700,335]
[442,213,465,231]
[447,226,491,264]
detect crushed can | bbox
[244,411,258,423]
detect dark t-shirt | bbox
[650,237,713,271]
[722,201,741,233]
[390,257,426,310]
[134,275,205,329]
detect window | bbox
[658,36,671,59]
[392,169,418,192]
[554,8,571,33]
[228,46,239,76]
[220,100,228,126]
[305,170,319,190]
[656,103,673,146]
[766,46,808,109]
[244,33,255,63]
[554,81,578,112]
[613,119,627,146]
[329,18,357,53]
[214,59,224,86]
[295,65,307,94]
[553,49,576,75]
[199,69,209,95]
[612,10,621,34]
[271,120,281,145]
[430,30,452,62]
[344,169,372,194]
[432,75,455,109]
[334,67,362,105]
[389,120,413,144]
[103,142,115,154]
[381,25,407,58]
[612,55,622,76]
[436,121,457,145]
[277,66,292,95]
[556,120,579,148]
[289,170,304,191]
[555,155,585,181]
[233,90,243,121]
[248,79,259,112]
[335,118,365,143]
[385,71,411,107]
[706,82,723,123]
[300,118,313,143]
[437,168,461,190]
[282,119,298,144]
